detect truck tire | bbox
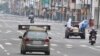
[45,51,50,55]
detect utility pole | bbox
[97,0,100,28]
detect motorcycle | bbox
[89,34,96,45]
[28,16,34,23]
[30,18,34,23]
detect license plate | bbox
[33,41,42,45]
[92,38,95,41]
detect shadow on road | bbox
[16,52,50,56]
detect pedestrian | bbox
[89,19,94,27]
[88,19,95,32]
[79,20,88,32]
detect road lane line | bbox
[66,44,72,46]
[66,46,73,48]
[66,44,73,48]
[5,30,12,33]
[80,45,87,47]
[51,44,58,47]
[1,19,17,31]
[50,48,55,51]
[7,53,10,55]
[17,31,23,34]
[64,54,68,56]
[0,44,10,55]
[5,43,12,45]
[89,47,100,52]
[0,44,5,49]
[95,46,100,48]
[66,44,72,47]
[11,38,20,41]
[4,50,10,56]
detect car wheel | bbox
[45,51,50,55]
[21,50,26,54]
[21,46,26,54]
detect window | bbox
[27,31,47,39]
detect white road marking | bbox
[5,30,12,33]
[66,44,72,47]
[95,46,100,48]
[51,44,58,47]
[50,48,55,51]
[80,45,87,47]
[66,44,73,48]
[64,54,68,56]
[5,43,12,45]
[67,46,73,48]
[11,38,20,41]
[57,51,61,54]
[17,31,23,34]
[0,44,5,49]
[89,47,100,52]
[7,53,10,55]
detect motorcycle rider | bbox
[89,28,97,43]
[28,12,34,23]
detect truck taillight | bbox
[24,38,30,44]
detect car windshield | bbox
[27,31,47,39]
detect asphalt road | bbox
[0,14,100,56]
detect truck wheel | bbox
[45,51,50,55]
[80,34,85,39]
